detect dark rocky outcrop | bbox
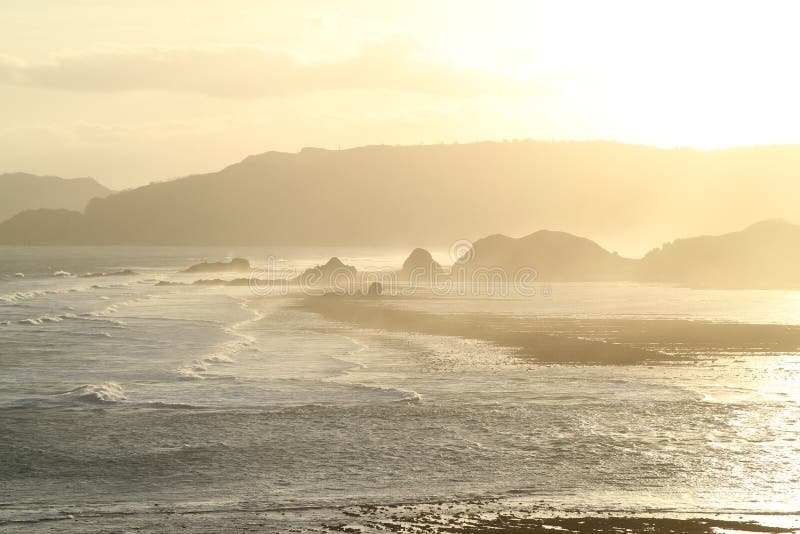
[366,281,383,296]
[146,220,800,289]
[640,219,800,288]
[399,248,443,281]
[293,257,357,288]
[183,258,250,273]
[454,230,637,282]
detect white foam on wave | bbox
[371,385,423,403]
[176,367,205,380]
[176,351,237,380]
[16,312,126,329]
[172,297,262,382]
[190,360,208,372]
[53,270,72,277]
[39,315,64,323]
[342,380,424,404]
[404,389,423,402]
[1,289,48,302]
[61,382,127,403]
[204,353,234,364]
[18,313,73,325]
[84,303,120,317]
[1,277,141,305]
[1,285,91,302]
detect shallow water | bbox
[1,246,799,531]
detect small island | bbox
[183,257,251,273]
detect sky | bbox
[1,0,800,189]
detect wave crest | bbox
[61,382,127,403]
[203,353,234,364]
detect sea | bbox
[1,246,799,532]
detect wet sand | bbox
[332,514,797,533]
[301,294,800,364]
[314,499,800,533]
[5,501,796,533]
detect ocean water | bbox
[1,246,799,532]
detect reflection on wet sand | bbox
[303,294,800,364]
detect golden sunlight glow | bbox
[2,1,800,185]
[437,1,800,148]
[3,3,800,531]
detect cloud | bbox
[0,38,539,99]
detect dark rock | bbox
[366,281,383,296]
[294,257,357,288]
[399,248,443,281]
[183,258,250,273]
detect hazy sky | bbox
[2,0,799,189]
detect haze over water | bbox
[2,247,799,531]
[4,2,800,532]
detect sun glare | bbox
[437,0,800,148]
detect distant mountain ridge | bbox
[1,140,799,250]
[640,219,800,288]
[0,173,111,224]
[454,220,800,288]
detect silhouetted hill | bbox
[457,230,637,282]
[0,209,87,245]
[452,221,800,287]
[2,141,800,250]
[0,173,111,223]
[399,248,443,280]
[293,257,358,287]
[640,219,800,288]
[183,258,250,273]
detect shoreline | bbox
[300,295,800,364]
[3,498,798,533]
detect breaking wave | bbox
[204,353,234,364]
[1,289,49,302]
[176,352,237,380]
[60,382,127,404]
[18,313,77,325]
[0,285,90,303]
[15,312,126,328]
[176,367,205,380]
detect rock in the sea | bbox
[294,257,357,288]
[399,248,443,280]
[183,258,250,273]
[366,281,383,297]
